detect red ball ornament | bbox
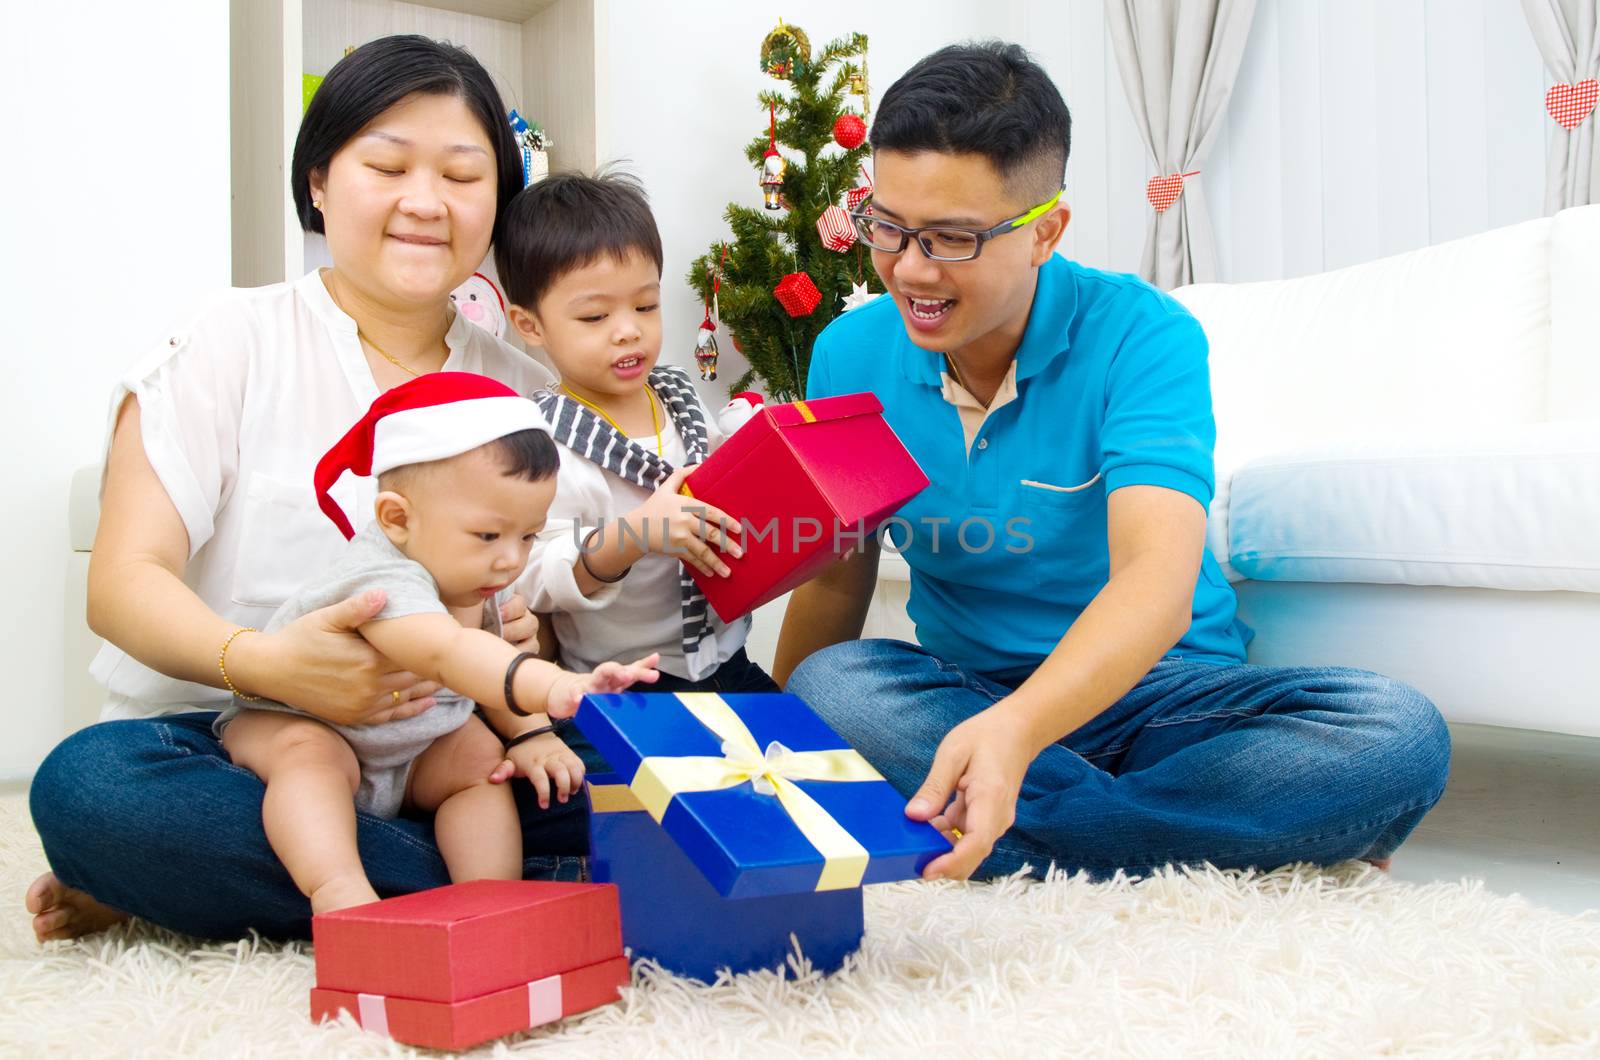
[833,113,867,149]
[773,272,822,317]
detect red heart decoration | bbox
[1546,80,1599,129]
[1146,173,1187,213]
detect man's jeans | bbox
[787,640,1452,878]
[28,712,605,941]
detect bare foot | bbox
[25,873,127,943]
[1363,857,1393,872]
[308,874,381,915]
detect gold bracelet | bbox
[220,627,261,701]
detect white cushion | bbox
[1225,420,1600,593]
[1173,216,1553,476]
[1549,203,1600,420]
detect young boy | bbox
[215,372,659,913]
[494,173,777,693]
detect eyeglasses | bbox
[846,188,1064,262]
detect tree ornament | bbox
[695,318,719,381]
[845,164,873,210]
[760,104,786,211]
[841,281,878,312]
[833,113,867,150]
[816,205,856,252]
[760,19,811,79]
[773,272,822,317]
[694,244,730,381]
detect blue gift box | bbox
[575,691,950,980]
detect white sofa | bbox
[67,207,1600,742]
[1172,204,1600,739]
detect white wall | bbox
[603,0,1554,353]
[0,1,232,778]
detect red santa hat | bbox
[314,372,551,539]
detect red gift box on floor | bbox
[309,880,628,1051]
[682,392,929,622]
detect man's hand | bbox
[545,653,662,718]
[492,731,586,809]
[904,701,1037,880]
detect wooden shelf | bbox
[421,0,558,22]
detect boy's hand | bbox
[545,653,662,718]
[627,467,744,578]
[493,732,586,809]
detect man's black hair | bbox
[494,170,664,311]
[869,41,1071,201]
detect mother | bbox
[26,36,576,942]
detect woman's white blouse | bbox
[90,270,555,720]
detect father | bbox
[775,42,1451,882]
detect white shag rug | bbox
[2,794,1598,1058]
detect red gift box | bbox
[681,392,928,622]
[310,880,627,1050]
[310,955,629,1051]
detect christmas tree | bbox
[686,21,884,401]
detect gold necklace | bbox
[562,384,663,457]
[325,276,440,379]
[359,328,422,378]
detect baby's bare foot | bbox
[25,873,127,943]
[309,874,381,915]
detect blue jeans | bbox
[28,712,605,941]
[787,640,1451,879]
[28,651,776,942]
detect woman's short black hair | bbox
[489,428,560,482]
[493,170,664,312]
[870,41,1071,202]
[290,35,522,239]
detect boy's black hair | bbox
[869,41,1071,202]
[488,428,560,482]
[494,170,664,312]
[291,35,523,241]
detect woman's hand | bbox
[545,653,661,719]
[232,589,441,727]
[623,467,744,578]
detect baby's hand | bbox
[546,653,662,718]
[498,731,586,809]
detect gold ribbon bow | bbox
[628,692,885,891]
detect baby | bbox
[216,372,657,913]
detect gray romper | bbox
[215,521,501,818]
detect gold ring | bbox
[950,827,964,840]
[392,690,402,706]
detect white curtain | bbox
[1522,0,1600,212]
[1106,0,1258,288]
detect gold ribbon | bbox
[793,400,817,423]
[627,692,883,891]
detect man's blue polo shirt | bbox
[807,254,1250,676]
